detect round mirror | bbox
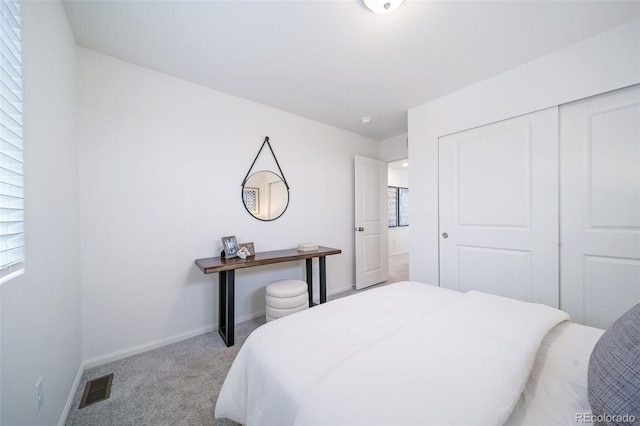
[242,170,289,221]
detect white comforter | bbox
[215,281,569,425]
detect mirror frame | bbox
[241,170,290,221]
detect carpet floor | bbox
[65,253,408,426]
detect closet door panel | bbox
[560,84,640,329]
[439,107,559,307]
[584,256,640,328]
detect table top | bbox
[195,246,342,274]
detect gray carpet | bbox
[65,253,409,426]
[65,319,263,426]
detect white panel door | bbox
[439,108,559,307]
[355,155,388,289]
[560,85,640,329]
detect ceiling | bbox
[62,1,639,141]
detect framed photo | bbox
[388,186,398,227]
[239,242,255,256]
[243,187,260,214]
[398,187,409,227]
[221,235,239,258]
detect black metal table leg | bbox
[218,270,235,347]
[319,256,327,304]
[218,271,226,341]
[305,258,314,307]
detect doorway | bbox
[387,159,409,283]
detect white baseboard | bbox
[309,284,355,304]
[236,310,266,324]
[83,308,269,369]
[328,284,354,296]
[83,325,216,369]
[58,362,85,426]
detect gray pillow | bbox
[588,304,640,426]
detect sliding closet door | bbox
[560,85,640,329]
[439,107,559,307]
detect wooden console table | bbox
[195,246,341,347]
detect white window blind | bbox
[0,0,23,280]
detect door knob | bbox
[442,232,448,238]
[357,227,365,232]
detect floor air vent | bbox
[79,373,114,409]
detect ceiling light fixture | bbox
[360,116,371,125]
[363,0,405,14]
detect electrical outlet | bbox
[35,377,43,410]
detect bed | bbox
[214,281,625,425]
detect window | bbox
[0,0,23,281]
[388,186,398,227]
[388,186,409,228]
[398,187,409,226]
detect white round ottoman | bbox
[265,279,309,322]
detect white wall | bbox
[77,49,379,363]
[1,2,81,425]
[388,166,409,255]
[379,132,408,162]
[408,19,640,285]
